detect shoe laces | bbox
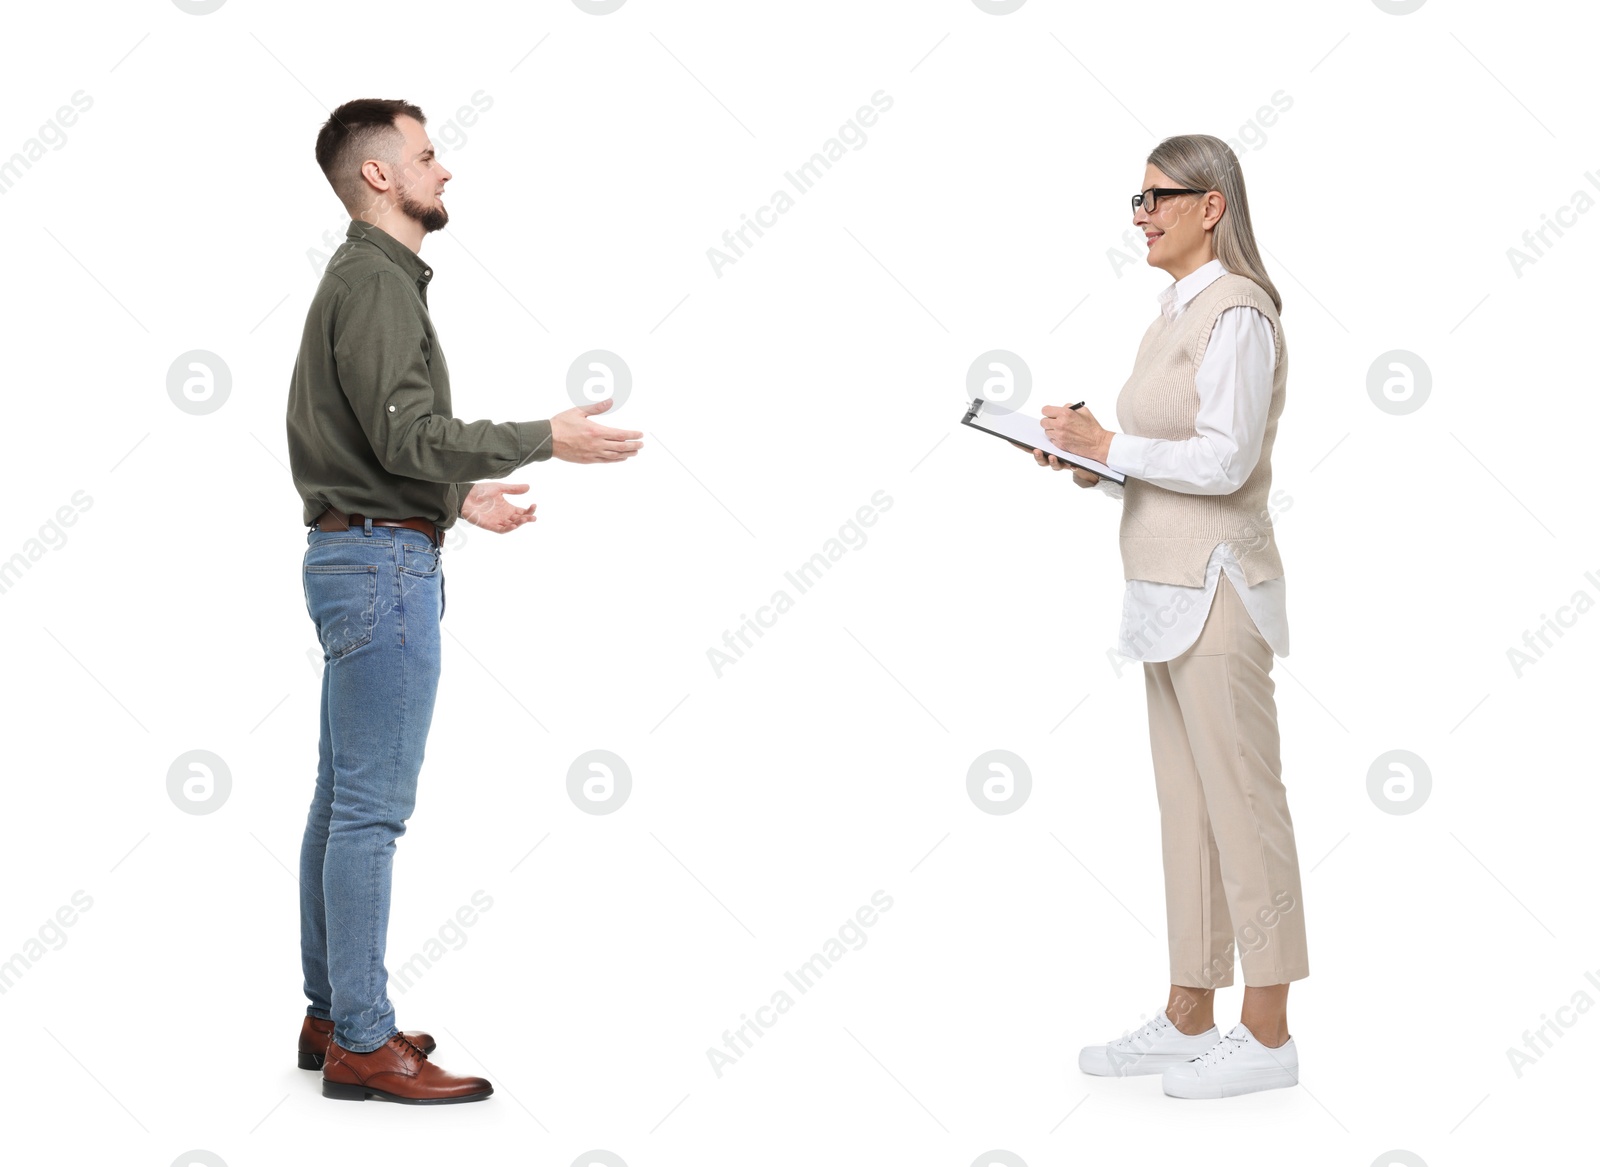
[394,1033,429,1061]
[1194,1030,1249,1068]
[1109,1014,1168,1051]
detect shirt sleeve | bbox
[1092,476,1125,500]
[454,482,473,515]
[1103,305,1276,495]
[333,271,554,482]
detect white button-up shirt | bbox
[1094,258,1289,662]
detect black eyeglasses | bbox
[1132,187,1204,213]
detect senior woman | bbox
[1030,134,1308,1100]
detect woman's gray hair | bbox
[1147,134,1282,315]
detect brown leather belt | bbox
[313,505,440,547]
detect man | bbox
[285,97,642,1104]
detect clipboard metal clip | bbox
[962,397,984,424]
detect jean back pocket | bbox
[304,563,379,661]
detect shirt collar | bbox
[1157,257,1226,321]
[345,219,433,286]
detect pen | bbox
[1068,400,1085,410]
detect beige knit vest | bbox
[1114,271,1287,587]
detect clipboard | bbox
[961,398,1127,485]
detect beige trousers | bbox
[1143,573,1310,988]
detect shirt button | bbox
[388,405,396,412]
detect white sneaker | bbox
[1078,1008,1220,1077]
[1161,1023,1299,1098]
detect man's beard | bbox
[398,187,448,233]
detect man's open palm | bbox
[460,482,537,534]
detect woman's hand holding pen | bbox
[1041,401,1114,464]
[1012,400,1114,487]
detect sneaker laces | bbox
[1108,1013,1169,1051]
[1194,1030,1249,1068]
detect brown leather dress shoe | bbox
[322,1033,492,1104]
[298,1015,436,1070]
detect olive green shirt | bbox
[286,219,553,530]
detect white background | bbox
[2,1,1595,1164]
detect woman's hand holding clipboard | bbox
[962,396,1126,486]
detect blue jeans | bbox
[299,519,445,1052]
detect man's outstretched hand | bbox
[460,482,537,534]
[550,398,644,463]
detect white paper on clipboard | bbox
[961,398,1127,484]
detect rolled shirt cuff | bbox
[1104,431,1148,477]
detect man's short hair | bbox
[314,98,427,215]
